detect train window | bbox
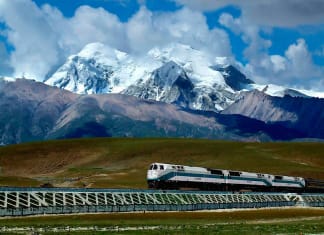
[275,175,283,180]
[176,166,184,171]
[160,165,164,170]
[153,165,158,170]
[175,166,184,171]
[210,169,223,175]
[229,171,241,177]
[172,166,176,169]
[149,165,153,170]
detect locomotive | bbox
[147,162,324,193]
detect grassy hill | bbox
[0,138,323,188]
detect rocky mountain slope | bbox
[0,79,301,145]
[0,78,77,144]
[222,90,324,138]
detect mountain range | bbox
[1,42,324,144]
[0,78,303,145]
[46,43,323,112]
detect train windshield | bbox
[149,164,158,170]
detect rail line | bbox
[0,187,323,217]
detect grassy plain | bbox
[1,208,324,234]
[0,138,323,188]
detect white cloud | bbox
[284,39,322,80]
[126,7,231,56]
[244,39,324,89]
[218,11,324,89]
[0,1,232,80]
[67,6,127,52]
[219,13,272,69]
[269,55,286,73]
[126,7,164,53]
[0,0,63,79]
[175,0,324,27]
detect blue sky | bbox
[0,0,324,90]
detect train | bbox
[147,162,324,193]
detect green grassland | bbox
[0,138,323,188]
[0,208,324,234]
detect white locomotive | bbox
[147,162,307,192]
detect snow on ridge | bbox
[248,84,289,97]
[298,89,324,98]
[247,83,324,99]
[0,76,16,83]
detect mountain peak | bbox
[147,43,224,67]
[74,42,128,66]
[152,61,186,87]
[215,65,254,91]
[123,60,195,107]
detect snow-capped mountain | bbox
[45,42,324,112]
[46,43,244,111]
